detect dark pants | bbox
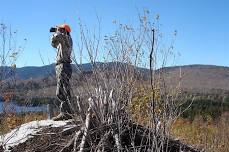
[55,63,73,114]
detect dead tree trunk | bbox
[61,88,201,152]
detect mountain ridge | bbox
[2,63,229,92]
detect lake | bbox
[0,101,47,113]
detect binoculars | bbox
[49,27,57,32]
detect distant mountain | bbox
[160,64,229,92]
[14,63,95,80]
[15,64,56,80]
[4,63,229,92]
[14,62,148,80]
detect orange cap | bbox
[57,24,71,33]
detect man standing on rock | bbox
[50,23,73,120]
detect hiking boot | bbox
[52,113,73,121]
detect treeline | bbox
[181,93,229,120]
[16,77,56,91]
[12,96,57,106]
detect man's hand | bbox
[51,32,59,48]
[51,31,64,48]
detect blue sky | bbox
[0,0,228,67]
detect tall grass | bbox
[172,114,229,152]
[0,112,46,134]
